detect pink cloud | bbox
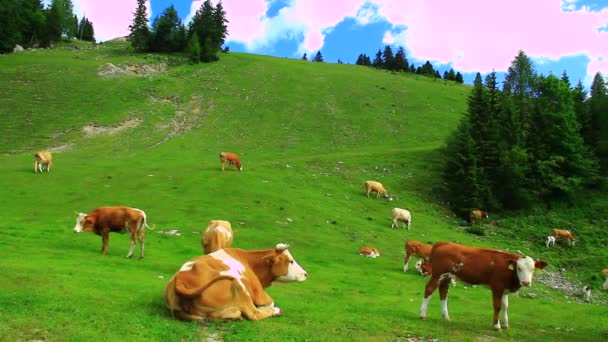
[76,0,150,41]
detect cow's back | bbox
[92,206,141,228]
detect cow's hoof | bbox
[419,316,426,320]
[273,307,281,316]
[138,256,144,260]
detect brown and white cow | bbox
[551,229,576,245]
[403,240,433,272]
[364,180,389,199]
[469,210,488,225]
[602,269,608,290]
[359,246,380,258]
[202,220,233,254]
[391,207,412,230]
[220,152,243,171]
[34,150,53,173]
[419,242,547,330]
[415,259,432,276]
[164,243,307,321]
[73,206,151,259]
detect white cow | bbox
[391,208,412,230]
[545,236,556,247]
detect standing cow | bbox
[164,243,307,321]
[469,210,488,225]
[202,220,233,254]
[34,150,53,173]
[364,180,389,199]
[419,242,547,330]
[551,229,576,245]
[73,206,151,259]
[220,152,243,171]
[391,208,412,230]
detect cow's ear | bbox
[535,260,548,271]
[508,259,516,270]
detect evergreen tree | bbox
[447,68,456,81]
[455,72,464,83]
[61,0,77,38]
[561,70,571,89]
[502,50,536,145]
[150,5,182,52]
[301,52,307,61]
[573,81,592,147]
[313,51,324,62]
[0,0,23,53]
[45,0,63,44]
[393,46,408,71]
[409,64,416,73]
[382,45,394,70]
[213,1,229,49]
[78,17,95,42]
[129,0,151,52]
[443,71,449,80]
[372,49,383,68]
[189,0,225,62]
[187,31,201,63]
[588,72,608,172]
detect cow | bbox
[364,180,389,199]
[164,243,307,321]
[469,210,488,225]
[545,236,556,247]
[602,269,608,290]
[583,285,592,302]
[391,207,412,230]
[72,206,151,259]
[403,240,433,272]
[415,259,432,276]
[359,246,380,258]
[202,220,233,254]
[551,229,576,245]
[220,152,243,171]
[419,242,547,331]
[34,150,52,173]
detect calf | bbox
[359,246,380,258]
[202,220,233,254]
[551,229,576,245]
[403,240,433,272]
[164,243,307,321]
[603,269,608,290]
[73,206,151,258]
[415,259,432,276]
[391,207,412,230]
[545,236,556,247]
[34,150,52,173]
[583,285,592,302]
[419,242,547,330]
[220,152,243,171]
[364,180,388,199]
[469,210,488,225]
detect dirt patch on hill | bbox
[83,118,142,137]
[98,62,166,78]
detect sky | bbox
[50,0,608,88]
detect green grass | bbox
[0,41,606,341]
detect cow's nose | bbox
[303,272,308,279]
[521,280,531,286]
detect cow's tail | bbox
[174,274,235,298]
[138,212,155,231]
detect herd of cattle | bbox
[35,149,608,330]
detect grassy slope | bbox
[0,41,606,341]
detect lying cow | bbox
[391,207,412,230]
[164,243,307,321]
[359,246,380,258]
[202,220,233,254]
[603,269,608,290]
[34,150,53,173]
[403,240,433,272]
[419,242,547,330]
[364,180,389,199]
[551,229,576,245]
[469,210,488,225]
[73,206,151,259]
[220,152,243,171]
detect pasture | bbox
[0,40,606,341]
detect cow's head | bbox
[509,256,548,286]
[73,212,94,233]
[415,259,432,276]
[269,243,308,283]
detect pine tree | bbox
[187,31,201,63]
[588,72,608,172]
[313,51,324,62]
[150,5,182,52]
[189,0,224,62]
[129,0,151,52]
[61,0,77,38]
[455,72,464,83]
[372,49,383,68]
[301,52,307,61]
[393,46,408,71]
[573,81,592,147]
[213,1,229,49]
[46,0,63,44]
[382,45,394,70]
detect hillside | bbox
[0,40,606,341]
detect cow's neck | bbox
[240,249,277,288]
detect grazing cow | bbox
[419,242,547,330]
[391,208,412,230]
[359,246,380,258]
[551,229,576,245]
[403,240,433,272]
[220,152,243,171]
[364,180,389,199]
[164,243,307,321]
[73,206,151,259]
[602,269,608,290]
[34,150,52,173]
[415,259,432,276]
[202,220,233,254]
[469,210,488,225]
[545,236,556,247]
[583,285,592,302]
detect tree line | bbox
[0,0,95,53]
[443,50,608,217]
[356,45,464,83]
[129,0,228,63]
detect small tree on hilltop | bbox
[129,0,150,52]
[313,51,324,62]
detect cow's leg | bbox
[126,224,136,258]
[438,277,451,321]
[406,219,410,230]
[391,218,396,229]
[491,289,504,330]
[233,281,279,321]
[34,162,38,173]
[101,232,109,254]
[420,276,440,319]
[137,227,145,259]
[500,294,509,329]
[404,254,412,272]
